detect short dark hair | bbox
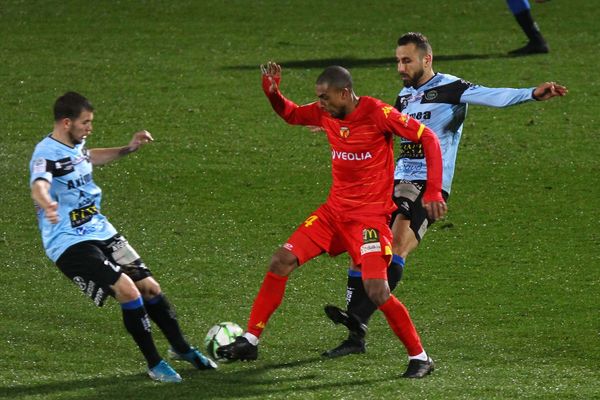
[397,32,432,54]
[53,92,94,121]
[316,66,353,90]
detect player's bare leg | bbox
[391,215,419,259]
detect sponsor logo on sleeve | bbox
[382,106,394,118]
[303,215,318,227]
[399,113,411,127]
[32,158,47,174]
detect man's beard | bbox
[402,68,425,88]
[68,129,83,145]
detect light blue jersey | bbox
[394,72,535,193]
[29,135,117,261]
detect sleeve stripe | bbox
[417,124,425,139]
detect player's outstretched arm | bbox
[89,130,154,166]
[260,61,322,127]
[31,179,59,224]
[532,82,568,101]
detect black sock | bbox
[145,294,191,354]
[514,10,546,45]
[387,255,404,292]
[346,256,405,326]
[346,270,370,325]
[121,298,161,368]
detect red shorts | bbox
[283,203,393,279]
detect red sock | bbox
[246,271,288,338]
[379,295,423,356]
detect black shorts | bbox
[391,180,450,241]
[55,234,152,307]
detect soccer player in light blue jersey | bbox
[30,92,216,383]
[323,32,567,365]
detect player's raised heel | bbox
[216,336,258,361]
[147,360,182,383]
[324,305,367,337]
[402,357,435,378]
[168,347,218,370]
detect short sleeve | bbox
[30,155,53,186]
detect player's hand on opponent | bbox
[306,125,325,133]
[533,82,568,101]
[127,130,154,153]
[260,61,282,93]
[45,201,59,224]
[422,199,447,221]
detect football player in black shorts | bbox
[321,32,566,378]
[30,92,217,383]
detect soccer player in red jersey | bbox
[217,62,447,378]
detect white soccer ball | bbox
[204,321,243,361]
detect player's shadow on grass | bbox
[226,53,512,70]
[0,374,145,398]
[0,356,392,399]
[192,356,396,399]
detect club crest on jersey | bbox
[339,126,350,138]
[424,90,438,101]
[382,106,394,118]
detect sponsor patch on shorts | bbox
[362,228,380,244]
[360,242,381,255]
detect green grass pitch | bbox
[1,1,598,399]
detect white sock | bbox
[243,332,259,346]
[408,350,428,361]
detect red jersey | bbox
[264,80,443,221]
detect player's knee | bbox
[137,277,161,299]
[268,248,298,276]
[112,274,141,303]
[364,280,390,306]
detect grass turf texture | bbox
[1,0,599,399]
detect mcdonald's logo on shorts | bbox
[362,228,379,244]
